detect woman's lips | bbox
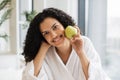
[52,34,64,43]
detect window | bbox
[17,0,33,53]
[83,0,120,79]
[0,0,11,53]
[106,0,120,79]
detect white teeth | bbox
[53,37,60,42]
[53,35,62,42]
[52,35,63,42]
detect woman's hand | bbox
[70,26,84,56]
[40,41,51,51]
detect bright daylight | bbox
[0,0,120,80]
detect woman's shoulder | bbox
[81,36,91,42]
[81,36,94,48]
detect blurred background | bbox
[0,0,120,80]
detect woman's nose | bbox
[50,31,57,38]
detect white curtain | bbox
[86,0,107,62]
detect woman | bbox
[22,8,110,80]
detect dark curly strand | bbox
[22,7,76,63]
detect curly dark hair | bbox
[22,7,76,63]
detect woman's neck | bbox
[55,39,72,64]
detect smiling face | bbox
[40,17,68,48]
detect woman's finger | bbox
[74,26,80,34]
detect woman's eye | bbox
[53,25,58,30]
[43,31,49,36]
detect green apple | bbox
[65,26,77,39]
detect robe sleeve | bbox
[83,36,111,80]
[22,61,48,80]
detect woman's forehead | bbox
[40,17,59,31]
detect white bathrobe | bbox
[22,36,111,80]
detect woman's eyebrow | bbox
[51,23,56,29]
[41,23,57,34]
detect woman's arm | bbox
[33,42,51,76]
[70,26,89,80]
[77,50,89,80]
